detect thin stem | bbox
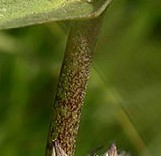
[45,14,104,156]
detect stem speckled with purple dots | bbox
[46,14,104,156]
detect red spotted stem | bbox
[45,14,104,156]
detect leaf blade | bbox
[0,0,112,29]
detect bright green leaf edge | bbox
[0,0,112,30]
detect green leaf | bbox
[0,0,112,30]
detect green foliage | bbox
[0,0,161,156]
[0,0,111,29]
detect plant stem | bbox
[45,14,104,156]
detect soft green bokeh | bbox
[0,0,161,156]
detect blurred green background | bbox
[0,0,161,156]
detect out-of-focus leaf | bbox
[0,0,112,29]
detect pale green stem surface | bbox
[45,14,104,156]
